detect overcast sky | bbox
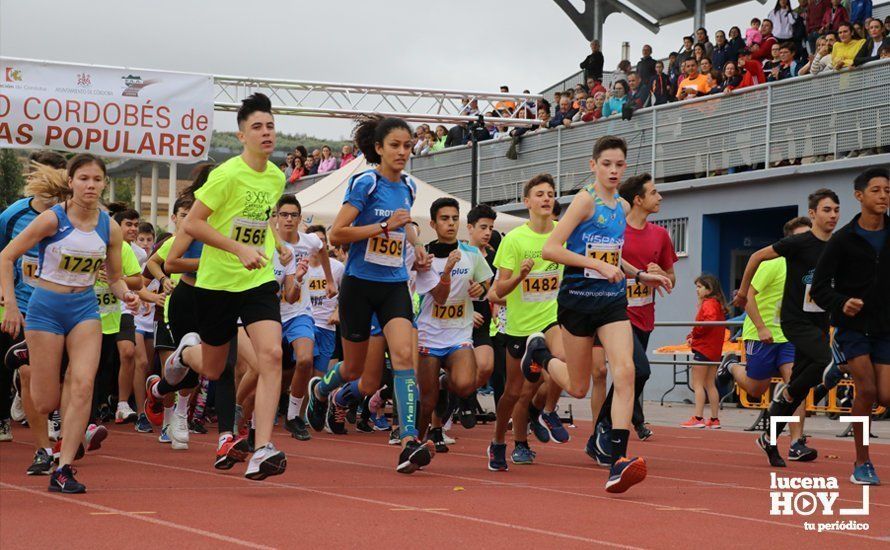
[2,0,773,140]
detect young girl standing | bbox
[682,274,728,429]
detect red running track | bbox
[1,420,888,549]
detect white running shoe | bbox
[0,419,12,442]
[10,393,25,422]
[170,411,189,450]
[48,411,61,441]
[245,443,287,481]
[164,332,201,385]
[115,403,138,424]
[442,431,456,445]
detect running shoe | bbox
[538,410,570,443]
[756,433,787,468]
[458,394,477,429]
[158,426,171,444]
[355,417,374,433]
[771,382,789,404]
[85,423,108,451]
[851,461,881,485]
[245,443,287,481]
[164,332,200,385]
[27,448,53,476]
[635,424,653,441]
[48,412,61,441]
[788,437,818,462]
[428,427,449,454]
[520,332,547,383]
[822,361,845,391]
[170,411,189,450]
[233,404,244,435]
[681,416,706,428]
[49,465,85,494]
[286,416,311,441]
[214,435,250,470]
[716,353,739,388]
[389,429,401,445]
[143,375,164,426]
[189,419,207,434]
[4,340,28,370]
[0,419,11,442]
[325,389,348,435]
[97,403,114,424]
[605,456,647,493]
[10,388,25,422]
[527,406,551,443]
[706,418,721,429]
[115,403,138,424]
[397,439,435,474]
[442,431,456,445]
[305,376,326,432]
[585,434,612,467]
[487,442,508,472]
[346,402,358,425]
[371,411,391,432]
[52,439,85,462]
[134,413,153,433]
[511,442,536,465]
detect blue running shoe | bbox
[605,456,647,493]
[851,461,881,485]
[49,464,86,494]
[371,412,391,432]
[488,442,508,471]
[135,413,153,433]
[520,332,547,383]
[527,406,550,443]
[822,361,845,391]
[585,433,612,467]
[538,410,570,443]
[158,426,171,444]
[306,376,326,432]
[511,442,536,465]
[788,437,817,462]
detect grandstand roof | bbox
[619,0,767,27]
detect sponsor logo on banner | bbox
[121,74,158,97]
[5,67,22,82]
[76,73,91,88]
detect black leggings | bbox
[596,327,651,428]
[91,334,120,420]
[491,332,507,407]
[0,331,14,421]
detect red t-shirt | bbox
[624,222,678,332]
[689,297,726,362]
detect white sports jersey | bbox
[122,242,148,315]
[284,232,324,319]
[415,242,493,350]
[135,279,159,333]
[272,248,299,322]
[37,204,110,287]
[307,259,345,331]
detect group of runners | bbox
[0,92,887,495]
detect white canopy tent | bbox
[294,157,528,242]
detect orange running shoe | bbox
[681,416,706,428]
[606,456,647,493]
[707,418,721,429]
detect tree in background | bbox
[0,149,26,209]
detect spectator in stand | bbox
[432,126,447,152]
[821,0,849,32]
[591,92,606,119]
[637,44,657,85]
[762,42,783,72]
[651,61,674,105]
[340,144,355,165]
[885,15,890,34]
[677,58,712,100]
[753,19,778,61]
[667,52,682,88]
[535,105,552,130]
[692,43,709,66]
[304,155,318,175]
[696,27,715,58]
[737,48,768,85]
[310,148,322,168]
[586,76,607,98]
[833,22,866,68]
[578,96,600,122]
[601,80,629,117]
[854,17,888,65]
[769,0,799,41]
[549,96,577,128]
[849,0,873,26]
[715,61,744,92]
[677,36,696,70]
[284,153,295,179]
[412,125,428,156]
[728,26,746,52]
[746,18,763,48]
[580,40,604,82]
[881,43,890,58]
[626,72,652,111]
[806,0,830,53]
[445,121,469,147]
[800,36,835,74]
[495,85,516,114]
[288,157,305,184]
[616,59,633,77]
[712,30,736,71]
[768,42,801,80]
[573,88,588,110]
[700,57,715,79]
[853,22,865,39]
[317,145,339,174]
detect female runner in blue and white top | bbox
[306,115,435,474]
[541,136,670,494]
[0,154,139,494]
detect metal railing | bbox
[408,60,890,205]
[540,70,620,99]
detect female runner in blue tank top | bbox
[306,115,435,474]
[540,136,670,494]
[0,154,139,494]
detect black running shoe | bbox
[458,395,478,429]
[346,402,358,425]
[325,390,348,435]
[286,416,311,441]
[355,418,374,433]
[757,433,787,467]
[788,437,818,462]
[48,464,85,494]
[4,340,28,370]
[189,419,208,434]
[305,377,326,432]
[397,440,435,474]
[716,353,739,389]
[520,332,547,383]
[635,424,653,441]
[429,427,449,454]
[27,448,53,476]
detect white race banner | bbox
[0,57,214,162]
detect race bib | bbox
[95,286,118,314]
[521,270,560,302]
[59,249,104,274]
[308,278,327,309]
[803,284,824,313]
[230,217,267,251]
[365,232,405,268]
[21,256,39,286]
[626,278,653,307]
[431,300,467,328]
[584,242,622,279]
